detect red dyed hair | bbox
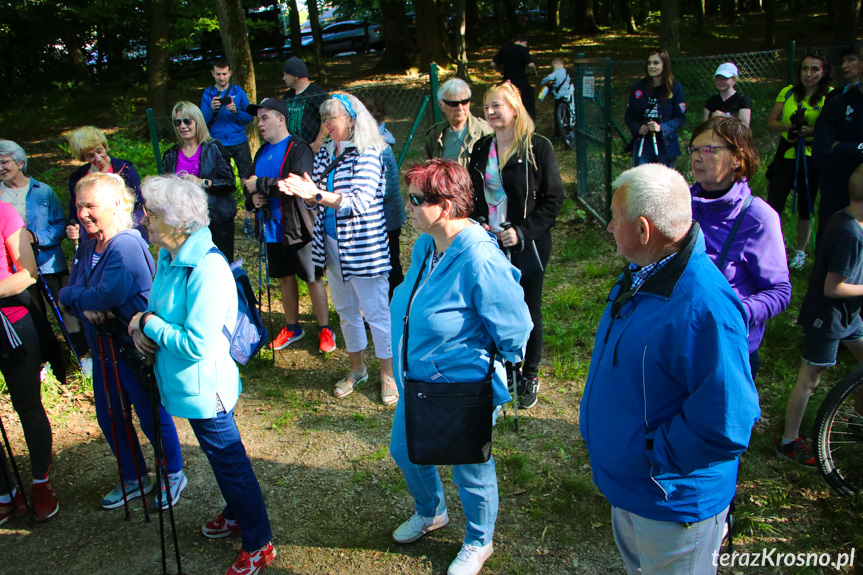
[404,159,474,219]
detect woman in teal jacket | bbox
[129,174,274,575]
[388,160,531,575]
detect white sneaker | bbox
[81,357,93,377]
[789,250,806,270]
[40,363,50,382]
[448,542,493,575]
[393,510,449,543]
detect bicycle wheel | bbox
[813,365,863,497]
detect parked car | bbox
[301,20,384,56]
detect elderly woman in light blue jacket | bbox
[388,159,531,575]
[128,174,275,575]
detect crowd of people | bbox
[2,39,863,575]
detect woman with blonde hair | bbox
[281,92,396,405]
[162,101,237,261]
[468,80,563,411]
[65,126,147,242]
[59,172,185,511]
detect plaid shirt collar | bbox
[629,252,678,291]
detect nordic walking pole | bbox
[95,328,131,520]
[258,210,275,364]
[0,413,32,521]
[105,333,150,522]
[36,269,84,372]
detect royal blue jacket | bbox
[201,84,253,147]
[59,229,154,357]
[624,79,687,161]
[580,224,760,523]
[23,178,68,274]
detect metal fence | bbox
[573,41,847,225]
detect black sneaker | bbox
[518,376,539,409]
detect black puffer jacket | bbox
[162,139,237,226]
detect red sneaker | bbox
[318,327,337,353]
[0,490,26,526]
[202,512,242,539]
[225,542,276,575]
[31,481,59,522]
[269,327,304,350]
[775,436,817,467]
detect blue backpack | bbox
[207,248,269,365]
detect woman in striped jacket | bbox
[281,93,396,405]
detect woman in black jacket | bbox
[469,80,564,411]
[162,101,237,261]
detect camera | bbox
[219,96,232,106]
[788,108,806,140]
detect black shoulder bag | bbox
[402,247,495,466]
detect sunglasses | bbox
[173,118,194,127]
[443,98,471,108]
[408,193,429,207]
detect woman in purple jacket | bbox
[689,116,791,378]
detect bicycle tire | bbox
[813,365,863,497]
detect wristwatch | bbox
[203,179,212,189]
[315,192,323,205]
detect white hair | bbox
[320,93,385,154]
[141,174,209,233]
[0,140,27,172]
[438,78,471,102]
[612,164,691,239]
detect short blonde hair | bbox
[172,101,212,145]
[67,127,109,162]
[552,58,565,69]
[75,172,136,231]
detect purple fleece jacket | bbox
[691,179,791,352]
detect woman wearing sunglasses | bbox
[688,116,790,379]
[162,101,237,261]
[468,80,563,411]
[281,93,396,405]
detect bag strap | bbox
[716,195,753,270]
[402,245,496,381]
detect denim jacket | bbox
[25,178,68,274]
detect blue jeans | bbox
[612,505,729,574]
[189,410,272,552]
[92,342,183,482]
[389,395,498,546]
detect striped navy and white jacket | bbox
[310,142,391,280]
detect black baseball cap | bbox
[247,98,290,117]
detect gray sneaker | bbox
[789,250,806,270]
[152,470,188,510]
[101,475,154,509]
[393,510,449,543]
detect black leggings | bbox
[0,313,51,492]
[766,157,820,220]
[519,232,552,380]
[210,218,236,263]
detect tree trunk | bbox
[834,0,861,45]
[214,0,256,108]
[576,0,601,34]
[466,0,481,45]
[693,0,705,34]
[634,0,649,26]
[763,0,776,48]
[56,20,91,82]
[307,0,325,79]
[725,0,738,24]
[547,0,562,42]
[146,0,172,115]
[287,0,304,58]
[379,0,412,70]
[453,0,468,79]
[495,0,507,41]
[415,0,449,68]
[621,0,638,32]
[660,0,681,56]
[504,0,518,36]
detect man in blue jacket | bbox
[580,163,760,574]
[201,60,255,235]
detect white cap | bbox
[714,63,739,78]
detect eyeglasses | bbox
[685,145,729,158]
[142,206,160,221]
[322,114,348,123]
[173,118,194,127]
[443,98,471,108]
[408,193,429,207]
[606,277,640,320]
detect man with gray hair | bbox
[424,78,492,167]
[579,163,760,574]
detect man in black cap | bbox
[282,56,328,153]
[243,97,336,354]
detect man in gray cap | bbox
[282,56,328,152]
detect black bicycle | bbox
[813,365,863,496]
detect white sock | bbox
[33,476,49,485]
[781,436,797,445]
[0,488,17,504]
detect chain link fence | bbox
[571,41,850,225]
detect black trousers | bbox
[210,218,236,263]
[519,231,552,380]
[387,227,403,301]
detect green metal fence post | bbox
[429,63,441,125]
[604,57,613,223]
[146,108,163,174]
[397,95,431,170]
[788,40,796,85]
